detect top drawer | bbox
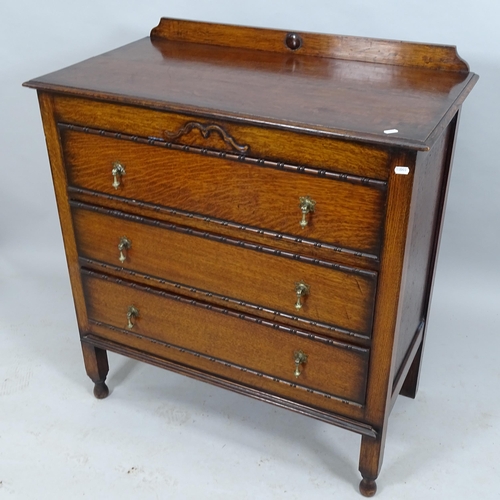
[60,127,387,258]
[53,95,391,180]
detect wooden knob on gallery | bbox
[285,32,302,50]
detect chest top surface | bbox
[25,18,477,151]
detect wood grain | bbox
[72,204,378,337]
[79,257,373,345]
[36,92,90,332]
[68,185,380,271]
[399,112,462,399]
[23,24,478,150]
[359,148,417,485]
[85,328,366,421]
[53,95,391,180]
[62,128,386,256]
[82,271,370,405]
[393,120,452,376]
[151,18,470,72]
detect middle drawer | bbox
[72,204,377,338]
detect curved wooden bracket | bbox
[164,121,249,153]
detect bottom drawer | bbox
[82,270,369,405]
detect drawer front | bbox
[62,128,386,257]
[72,204,377,337]
[54,95,391,181]
[82,271,369,405]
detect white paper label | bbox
[384,129,399,134]
[395,166,410,175]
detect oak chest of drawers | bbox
[25,18,477,496]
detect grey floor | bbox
[1,232,499,500]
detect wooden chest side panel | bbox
[393,117,455,376]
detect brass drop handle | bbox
[294,350,308,378]
[294,281,310,311]
[112,162,126,189]
[126,306,139,329]
[299,196,316,228]
[118,236,131,263]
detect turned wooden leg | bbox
[81,342,110,399]
[359,478,377,497]
[400,343,423,399]
[359,433,386,497]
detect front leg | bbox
[358,431,386,497]
[81,342,110,399]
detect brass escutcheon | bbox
[299,196,316,228]
[293,350,308,378]
[126,305,139,329]
[118,236,131,263]
[294,281,310,310]
[112,162,126,189]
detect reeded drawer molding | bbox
[61,123,387,259]
[59,123,387,189]
[72,202,377,336]
[80,256,371,342]
[82,269,370,405]
[69,185,380,262]
[91,318,364,407]
[53,96,392,181]
[80,269,371,349]
[81,334,377,438]
[71,201,376,278]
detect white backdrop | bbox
[1,2,498,499]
